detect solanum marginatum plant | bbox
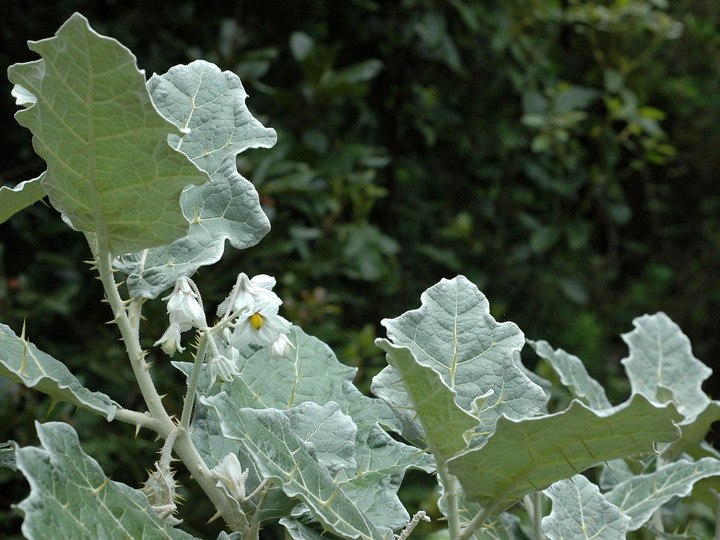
[2,12,720,540]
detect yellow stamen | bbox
[250,312,263,330]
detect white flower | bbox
[164,276,207,330]
[230,299,292,349]
[217,273,281,319]
[154,322,185,356]
[270,333,295,360]
[206,344,241,385]
[213,452,249,501]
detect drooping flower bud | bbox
[153,322,185,356]
[164,276,207,330]
[206,341,241,385]
[270,333,295,360]
[212,452,249,501]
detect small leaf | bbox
[541,475,631,540]
[8,13,211,255]
[0,174,46,225]
[0,323,116,420]
[15,421,198,539]
[529,340,612,410]
[605,457,720,531]
[621,312,711,421]
[116,61,275,299]
[447,395,681,514]
[382,276,546,442]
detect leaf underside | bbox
[447,394,681,514]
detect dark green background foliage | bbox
[1,0,720,537]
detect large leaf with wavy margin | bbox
[381,276,546,442]
[14,421,197,540]
[447,395,681,514]
[7,13,210,255]
[542,475,631,540]
[0,323,116,420]
[116,60,275,298]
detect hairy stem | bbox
[93,245,249,533]
[95,247,172,425]
[113,408,169,435]
[437,465,461,539]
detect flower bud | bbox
[212,452,249,501]
[154,322,185,356]
[270,333,294,360]
[164,276,207,330]
[141,462,182,525]
[207,343,241,385]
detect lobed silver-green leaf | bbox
[116,60,275,298]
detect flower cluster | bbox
[218,273,293,355]
[154,273,294,385]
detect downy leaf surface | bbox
[379,276,547,443]
[542,474,631,540]
[7,13,211,255]
[529,339,612,410]
[620,312,720,460]
[0,323,116,420]
[181,327,431,535]
[116,60,275,298]
[201,399,386,540]
[373,338,477,462]
[621,312,711,421]
[15,422,197,540]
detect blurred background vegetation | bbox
[1,0,719,537]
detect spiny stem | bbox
[113,408,168,435]
[92,244,249,534]
[94,247,171,425]
[396,511,431,540]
